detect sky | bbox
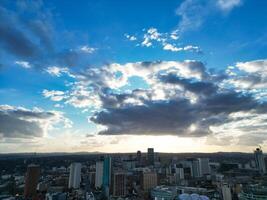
[1,0,267,153]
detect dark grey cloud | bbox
[90,69,265,136]
[0,105,70,138]
[0,6,40,58]
[158,73,218,95]
[91,99,211,136]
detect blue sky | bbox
[1,0,267,153]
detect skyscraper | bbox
[24,164,40,199]
[95,161,103,188]
[103,157,111,187]
[198,158,210,176]
[68,162,82,189]
[103,157,112,197]
[254,147,266,174]
[137,150,142,163]
[147,148,154,166]
[113,171,127,197]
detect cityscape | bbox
[1,0,267,199]
[1,148,267,199]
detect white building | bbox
[221,183,232,200]
[68,163,82,189]
[254,147,266,174]
[95,161,103,188]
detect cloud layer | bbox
[42,59,267,147]
[0,105,72,138]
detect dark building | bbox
[113,172,127,197]
[147,148,154,166]
[24,164,40,199]
[137,150,142,163]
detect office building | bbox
[68,162,81,189]
[103,157,111,187]
[221,183,232,200]
[142,172,157,191]
[147,148,154,166]
[113,171,127,197]
[95,161,103,188]
[198,158,210,176]
[254,147,266,174]
[137,150,142,163]
[24,164,40,199]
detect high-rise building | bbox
[175,167,184,181]
[147,148,154,166]
[113,171,127,197]
[254,147,266,174]
[142,172,157,191]
[192,159,201,178]
[198,158,210,176]
[137,150,142,163]
[221,183,232,200]
[103,157,112,198]
[24,164,40,199]
[103,157,111,187]
[68,162,82,189]
[95,161,103,188]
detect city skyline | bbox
[1,0,267,153]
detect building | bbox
[103,157,112,197]
[239,184,267,200]
[46,192,67,200]
[142,172,157,191]
[112,171,127,197]
[175,167,185,181]
[254,147,266,174]
[147,148,155,166]
[24,164,40,199]
[95,161,103,188]
[198,158,211,176]
[103,157,111,187]
[221,183,232,200]
[137,150,142,163]
[151,186,177,200]
[68,162,82,189]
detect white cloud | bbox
[217,0,242,11]
[45,66,74,77]
[163,43,183,52]
[15,61,31,69]
[42,89,66,101]
[79,45,96,53]
[163,43,201,53]
[226,59,267,90]
[125,34,137,41]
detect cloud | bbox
[127,27,202,53]
[163,43,201,53]
[217,0,242,11]
[0,6,40,58]
[79,45,96,54]
[15,61,31,69]
[0,105,72,138]
[42,89,66,101]
[176,0,242,33]
[45,66,74,77]
[226,59,267,91]
[90,74,262,136]
[125,34,137,41]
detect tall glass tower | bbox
[103,156,112,198]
